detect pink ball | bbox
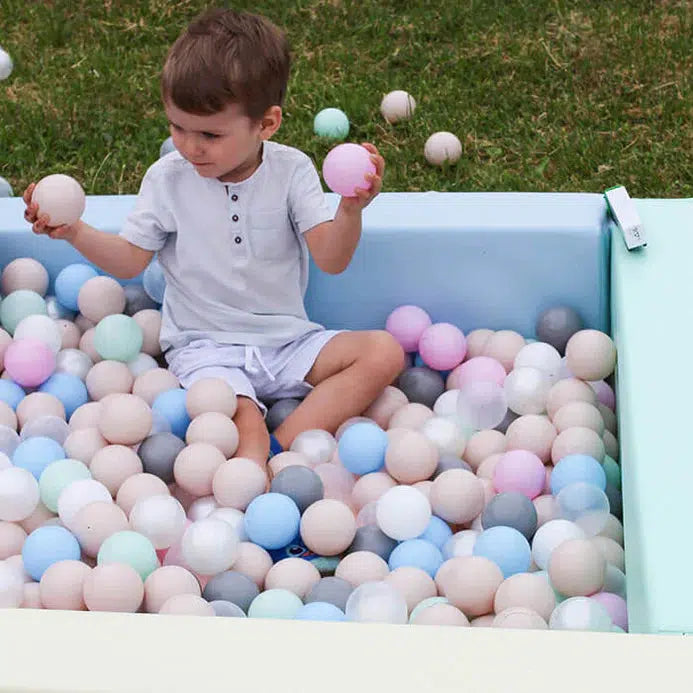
[589,380,616,411]
[385,305,432,353]
[418,323,467,371]
[4,338,56,387]
[590,592,628,631]
[322,143,376,197]
[493,450,546,500]
[450,356,506,388]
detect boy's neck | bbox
[218,142,264,184]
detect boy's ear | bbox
[259,106,282,140]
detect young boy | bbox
[23,7,404,465]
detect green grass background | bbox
[1,0,691,197]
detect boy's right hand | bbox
[23,183,78,242]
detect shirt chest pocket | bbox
[248,208,297,261]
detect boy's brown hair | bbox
[161,7,290,120]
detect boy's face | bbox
[164,101,280,183]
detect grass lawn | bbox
[0,0,691,198]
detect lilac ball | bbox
[322,143,376,197]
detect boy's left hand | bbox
[342,143,384,211]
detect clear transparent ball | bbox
[181,518,239,575]
[289,429,336,467]
[130,494,187,549]
[345,580,408,624]
[0,425,20,457]
[456,381,508,430]
[504,367,551,415]
[549,596,613,631]
[0,467,40,521]
[442,530,479,560]
[514,342,562,383]
[20,415,70,445]
[56,348,93,381]
[556,482,610,536]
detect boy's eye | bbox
[202,132,219,139]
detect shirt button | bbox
[234,236,242,244]
[231,194,238,201]
[232,214,239,222]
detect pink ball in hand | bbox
[385,305,432,353]
[322,143,376,197]
[4,337,56,387]
[418,322,467,371]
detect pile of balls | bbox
[0,252,625,632]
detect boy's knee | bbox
[365,330,406,378]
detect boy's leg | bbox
[233,396,270,467]
[272,330,404,450]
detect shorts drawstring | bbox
[244,346,276,382]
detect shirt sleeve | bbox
[288,154,334,234]
[119,165,175,251]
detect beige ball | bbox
[464,329,495,361]
[186,377,238,419]
[56,320,81,350]
[69,402,103,430]
[335,551,390,587]
[385,429,438,483]
[463,430,506,470]
[233,542,274,588]
[0,521,27,559]
[482,330,526,372]
[74,314,95,334]
[548,538,606,597]
[40,559,90,610]
[22,581,43,609]
[412,602,470,626]
[132,309,162,357]
[475,453,503,480]
[174,443,226,498]
[86,361,134,400]
[0,401,17,430]
[268,451,311,477]
[388,403,434,430]
[159,593,214,616]
[505,415,556,464]
[63,427,108,465]
[551,426,605,463]
[384,566,437,613]
[265,557,321,598]
[98,393,152,445]
[143,565,201,613]
[132,368,179,405]
[84,563,144,613]
[213,458,267,510]
[493,607,548,630]
[533,494,559,528]
[300,499,356,556]
[412,480,433,501]
[380,90,416,123]
[71,501,129,557]
[546,378,597,419]
[78,328,102,364]
[350,472,397,511]
[470,614,496,627]
[20,502,57,534]
[2,258,49,296]
[552,401,605,435]
[565,330,616,381]
[590,536,626,572]
[424,131,462,166]
[0,328,12,370]
[186,412,239,458]
[77,276,126,323]
[116,473,170,516]
[599,514,624,546]
[603,430,619,460]
[493,572,556,622]
[598,403,617,435]
[363,386,408,429]
[430,469,484,524]
[435,556,503,617]
[16,392,65,428]
[89,445,143,496]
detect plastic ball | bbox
[1,258,49,297]
[385,428,439,482]
[3,338,55,387]
[143,257,166,304]
[269,465,324,513]
[591,592,628,631]
[247,588,303,619]
[531,519,586,570]
[556,482,610,536]
[0,466,40,521]
[38,458,91,513]
[210,600,247,617]
[535,306,584,355]
[289,429,335,467]
[138,432,186,484]
[124,285,158,316]
[345,580,408,624]
[295,601,346,621]
[45,296,76,322]
[93,314,144,362]
[160,593,214,616]
[83,563,144,612]
[376,485,431,541]
[473,526,531,578]
[305,576,354,611]
[265,398,301,432]
[13,436,65,480]
[322,143,376,197]
[429,469,484,525]
[388,539,443,578]
[417,515,453,550]
[313,108,350,139]
[152,389,190,440]
[97,530,158,580]
[58,478,112,530]
[418,323,466,371]
[442,530,479,560]
[424,132,462,166]
[22,525,81,581]
[385,305,432,352]
[514,342,562,382]
[130,494,186,550]
[0,560,24,608]
[99,393,153,446]
[396,367,444,408]
[450,356,507,389]
[54,349,93,381]
[202,570,258,612]
[456,380,508,430]
[71,501,129,558]
[436,556,504,617]
[39,559,90,610]
[31,174,86,227]
[180,518,239,575]
[565,330,617,381]
[128,353,158,377]
[347,524,397,561]
[0,290,47,335]
[78,276,126,324]
[380,90,416,123]
[481,492,538,540]
[493,449,545,499]
[14,315,62,354]
[0,380,25,410]
[54,265,98,312]
[38,373,88,419]
[551,454,606,495]
[549,596,613,631]
[244,493,301,550]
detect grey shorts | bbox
[165,329,343,416]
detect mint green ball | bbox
[248,588,303,619]
[602,454,621,490]
[408,596,449,623]
[0,290,48,335]
[313,108,350,139]
[39,458,92,513]
[97,530,158,580]
[94,314,144,362]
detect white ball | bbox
[549,596,613,631]
[421,416,466,456]
[424,132,462,166]
[433,390,461,418]
[531,519,586,570]
[130,494,186,550]
[187,495,218,521]
[504,366,551,415]
[57,478,112,530]
[14,315,63,354]
[376,485,431,540]
[128,353,159,377]
[56,348,93,381]
[180,518,239,576]
[0,467,40,521]
[345,580,408,624]
[289,429,336,467]
[208,507,248,542]
[457,381,508,430]
[514,342,562,383]
[380,90,416,124]
[442,529,479,560]
[0,48,12,81]
[31,174,86,227]
[0,560,24,608]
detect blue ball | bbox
[54,264,99,311]
[152,388,190,439]
[0,379,25,409]
[551,454,607,495]
[294,601,346,622]
[22,525,81,581]
[39,373,88,419]
[143,257,166,304]
[473,526,531,578]
[12,436,65,480]
[0,176,13,197]
[337,422,388,475]
[388,539,444,578]
[245,493,301,550]
[417,515,453,550]
[412,352,450,379]
[313,108,350,139]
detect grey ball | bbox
[210,600,246,617]
[433,454,472,479]
[481,492,538,540]
[270,465,324,513]
[396,367,445,408]
[605,483,622,520]
[305,576,354,611]
[202,571,259,613]
[45,295,76,321]
[159,136,176,158]
[535,306,584,355]
[266,398,301,432]
[495,408,519,434]
[138,432,186,483]
[0,176,13,197]
[346,524,398,561]
[124,284,159,316]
